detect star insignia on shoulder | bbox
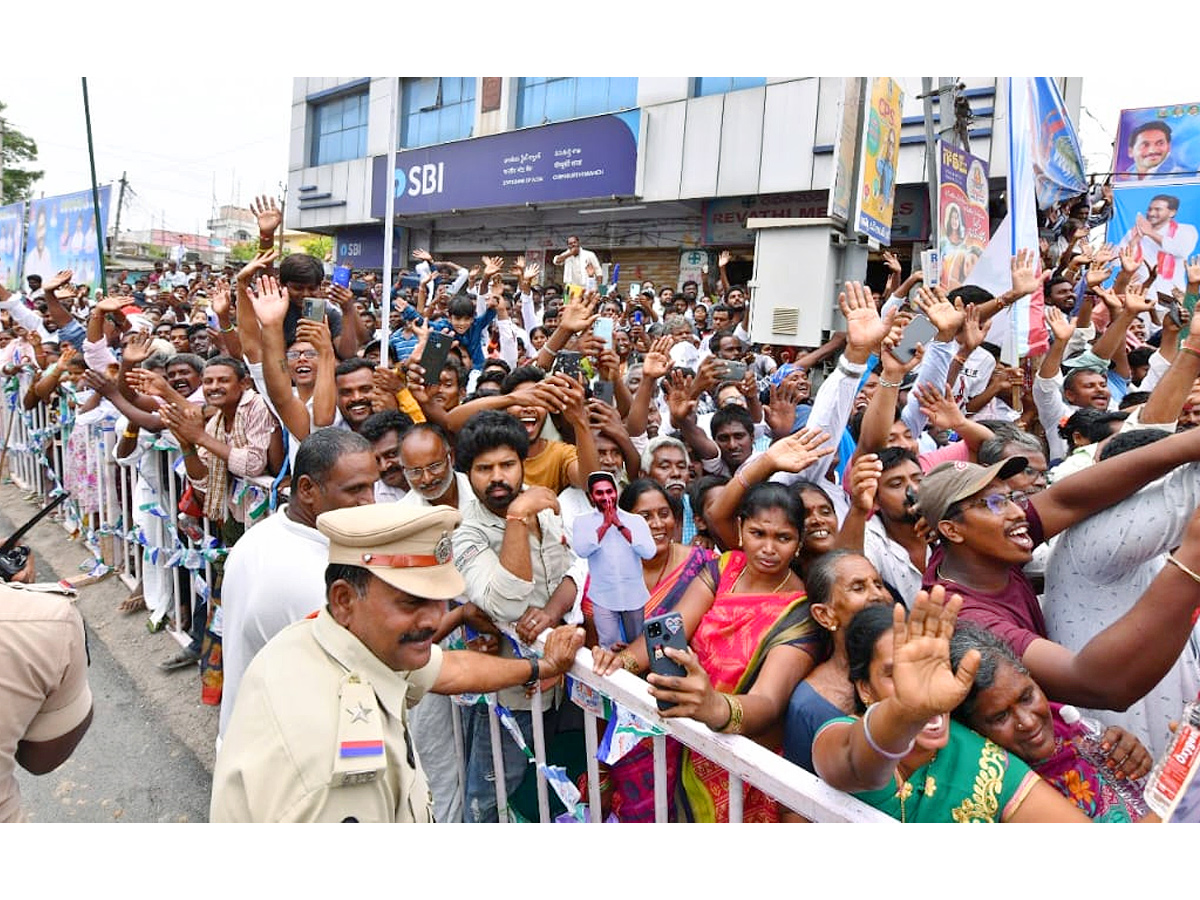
[346,701,374,724]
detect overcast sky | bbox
[0,74,1194,241]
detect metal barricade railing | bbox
[458,623,894,824]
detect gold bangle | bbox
[1180,346,1200,361]
[121,429,139,440]
[220,323,236,333]
[717,693,744,734]
[616,650,640,674]
[1167,553,1200,586]
[505,514,530,528]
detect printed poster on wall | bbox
[829,78,864,223]
[1114,103,1200,185]
[852,77,905,245]
[937,141,990,290]
[0,202,25,292]
[23,187,112,292]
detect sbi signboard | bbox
[370,113,639,218]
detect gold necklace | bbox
[731,560,794,595]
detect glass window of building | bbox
[310,90,369,166]
[693,77,767,97]
[401,78,477,148]
[515,77,638,128]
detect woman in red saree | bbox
[594,480,828,822]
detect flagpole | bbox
[379,79,400,368]
[81,78,107,291]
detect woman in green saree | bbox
[812,587,1091,822]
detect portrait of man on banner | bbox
[937,142,990,291]
[1109,183,1200,296]
[1114,105,1200,184]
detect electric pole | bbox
[112,171,127,253]
[0,116,6,206]
[278,181,287,256]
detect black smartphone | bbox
[551,350,583,380]
[891,314,937,364]
[418,332,454,378]
[593,379,615,406]
[722,360,747,382]
[644,612,688,711]
[1169,303,1184,328]
[302,297,326,322]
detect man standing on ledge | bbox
[210,503,584,822]
[552,235,602,290]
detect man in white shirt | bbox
[571,471,655,648]
[1116,193,1199,295]
[552,235,602,289]
[218,429,378,740]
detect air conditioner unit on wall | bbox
[746,218,860,349]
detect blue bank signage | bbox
[370,114,638,217]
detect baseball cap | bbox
[317,504,464,600]
[916,457,1028,524]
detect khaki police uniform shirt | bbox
[0,588,92,823]
[210,608,442,823]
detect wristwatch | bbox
[523,657,541,688]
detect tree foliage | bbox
[0,101,43,205]
[301,235,332,260]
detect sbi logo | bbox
[395,162,445,199]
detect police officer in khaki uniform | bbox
[210,503,584,822]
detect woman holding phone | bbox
[592,478,828,821]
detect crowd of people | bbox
[4,185,1200,824]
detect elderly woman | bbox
[949,623,1155,822]
[782,550,894,774]
[812,588,1092,822]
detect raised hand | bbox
[236,248,279,285]
[1122,280,1156,316]
[482,256,505,278]
[125,367,172,398]
[250,195,283,236]
[557,294,599,335]
[841,280,896,362]
[412,248,434,264]
[1044,306,1077,344]
[158,400,208,446]
[957,301,989,355]
[210,277,232,318]
[295,317,334,356]
[913,285,964,341]
[1119,243,1140,274]
[847,452,882,514]
[1010,248,1045,298]
[764,373,806,438]
[44,270,73,293]
[640,336,674,380]
[523,261,541,284]
[94,294,126,314]
[889,586,980,722]
[121,329,155,366]
[914,383,966,434]
[80,368,117,398]
[664,370,698,424]
[881,250,902,276]
[718,250,731,268]
[762,426,834,474]
[249,274,290,327]
[510,255,526,276]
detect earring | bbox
[828,624,838,632]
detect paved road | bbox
[15,613,213,823]
[6,503,213,823]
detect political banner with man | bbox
[1108,182,1200,298]
[937,141,990,291]
[852,77,904,244]
[0,202,25,292]
[1114,103,1200,185]
[22,187,112,293]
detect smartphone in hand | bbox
[644,612,688,711]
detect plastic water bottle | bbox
[1144,696,1200,820]
[1059,705,1150,818]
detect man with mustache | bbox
[218,428,379,742]
[452,409,581,821]
[360,411,415,503]
[212,501,585,822]
[572,471,655,649]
